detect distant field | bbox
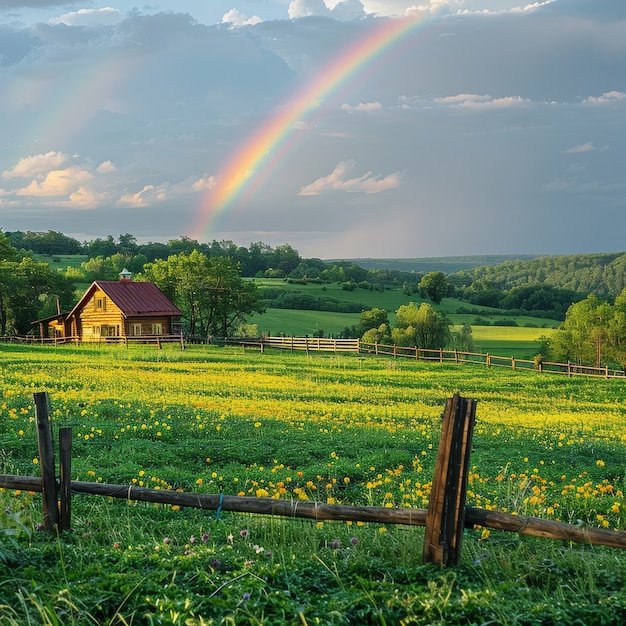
[463,325,553,360]
[34,253,88,270]
[252,280,556,359]
[249,308,361,337]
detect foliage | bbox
[450,252,626,299]
[260,288,367,313]
[141,251,264,338]
[418,271,449,304]
[547,290,626,368]
[0,250,75,335]
[392,302,451,349]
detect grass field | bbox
[0,343,624,624]
[251,279,557,359]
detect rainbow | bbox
[190,12,435,240]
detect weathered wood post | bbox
[423,393,477,566]
[34,392,60,531]
[59,427,72,531]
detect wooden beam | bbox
[423,394,477,565]
[34,392,60,531]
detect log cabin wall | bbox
[78,289,125,340]
[125,316,173,337]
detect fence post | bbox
[423,393,477,566]
[511,356,516,370]
[59,428,72,531]
[34,392,60,531]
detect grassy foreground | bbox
[0,343,625,625]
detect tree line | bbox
[5,229,626,370]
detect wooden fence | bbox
[2,392,626,567]
[1,334,185,348]
[224,337,626,380]
[3,334,625,379]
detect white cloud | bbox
[191,175,216,192]
[48,8,124,27]
[583,91,626,105]
[434,94,530,108]
[564,142,596,154]
[15,166,94,198]
[118,185,155,208]
[342,101,382,112]
[97,161,117,174]
[222,10,263,27]
[288,0,331,19]
[3,152,69,179]
[298,160,402,195]
[67,186,105,209]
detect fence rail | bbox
[3,334,625,380]
[1,334,185,348]
[3,392,626,569]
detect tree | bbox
[547,295,613,367]
[141,251,264,338]
[362,323,392,345]
[451,322,474,352]
[392,302,450,349]
[0,256,74,334]
[358,307,389,337]
[418,272,449,304]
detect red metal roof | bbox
[88,281,181,317]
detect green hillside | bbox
[251,279,557,359]
[332,254,540,274]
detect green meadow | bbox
[0,343,624,624]
[251,279,558,359]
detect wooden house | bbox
[33,270,182,342]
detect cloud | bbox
[191,175,216,192]
[341,101,382,112]
[48,8,124,27]
[288,0,331,19]
[433,94,531,108]
[298,160,402,195]
[221,10,262,27]
[15,166,93,197]
[564,142,596,154]
[0,0,625,257]
[583,91,626,105]
[3,152,69,178]
[96,161,116,174]
[118,185,155,208]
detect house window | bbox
[151,323,163,335]
[96,296,106,310]
[101,325,119,337]
[132,323,142,336]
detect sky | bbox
[0,0,624,259]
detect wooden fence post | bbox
[34,392,60,531]
[423,393,477,566]
[59,428,72,531]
